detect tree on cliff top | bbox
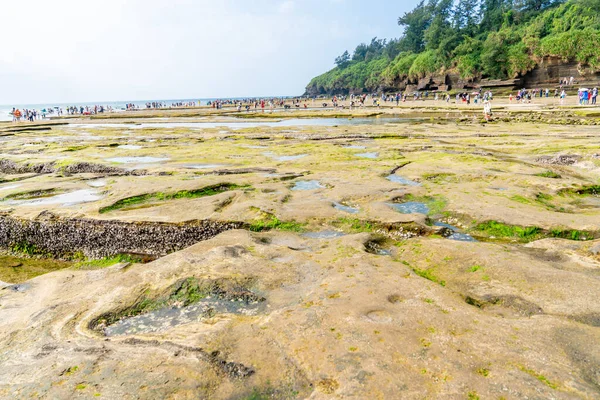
[335,51,351,68]
[306,0,598,95]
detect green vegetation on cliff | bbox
[306,0,600,94]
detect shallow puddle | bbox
[264,152,307,162]
[7,189,103,206]
[184,164,229,169]
[580,197,600,208]
[6,283,31,292]
[333,202,359,214]
[302,230,346,239]
[0,255,73,284]
[0,184,21,192]
[292,180,324,191]
[387,174,421,186]
[434,222,477,242]
[388,202,429,214]
[118,145,143,150]
[343,145,367,149]
[356,152,378,159]
[106,156,169,164]
[104,298,264,337]
[87,180,107,188]
[70,117,421,130]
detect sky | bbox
[0,0,417,104]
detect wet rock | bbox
[387,294,403,304]
[569,313,600,328]
[6,283,31,293]
[121,339,255,379]
[388,162,412,175]
[90,276,266,334]
[437,226,454,238]
[465,294,543,317]
[220,245,249,258]
[556,328,600,390]
[209,351,255,379]
[364,236,392,255]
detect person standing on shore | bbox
[593,88,598,105]
[483,99,492,121]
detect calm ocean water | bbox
[0,98,260,121]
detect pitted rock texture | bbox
[536,154,582,166]
[0,159,56,174]
[63,162,147,176]
[0,212,245,258]
[0,159,146,176]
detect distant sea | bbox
[0,98,268,122]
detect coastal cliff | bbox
[306,0,600,95]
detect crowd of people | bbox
[510,88,566,103]
[578,88,598,105]
[141,101,199,109]
[65,105,116,115]
[7,84,600,123]
[10,107,50,122]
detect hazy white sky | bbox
[0,0,415,104]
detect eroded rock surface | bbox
[1,109,599,398]
[0,231,598,399]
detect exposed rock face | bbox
[63,162,147,176]
[0,159,147,176]
[0,159,56,174]
[521,58,600,88]
[306,58,600,95]
[0,212,245,258]
[1,231,599,399]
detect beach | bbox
[0,103,598,398]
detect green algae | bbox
[474,221,542,241]
[76,254,141,270]
[248,210,305,232]
[89,276,264,331]
[564,185,600,196]
[401,194,447,216]
[535,171,562,179]
[517,365,558,390]
[411,266,446,287]
[99,183,248,213]
[5,188,64,201]
[472,220,595,242]
[0,254,73,284]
